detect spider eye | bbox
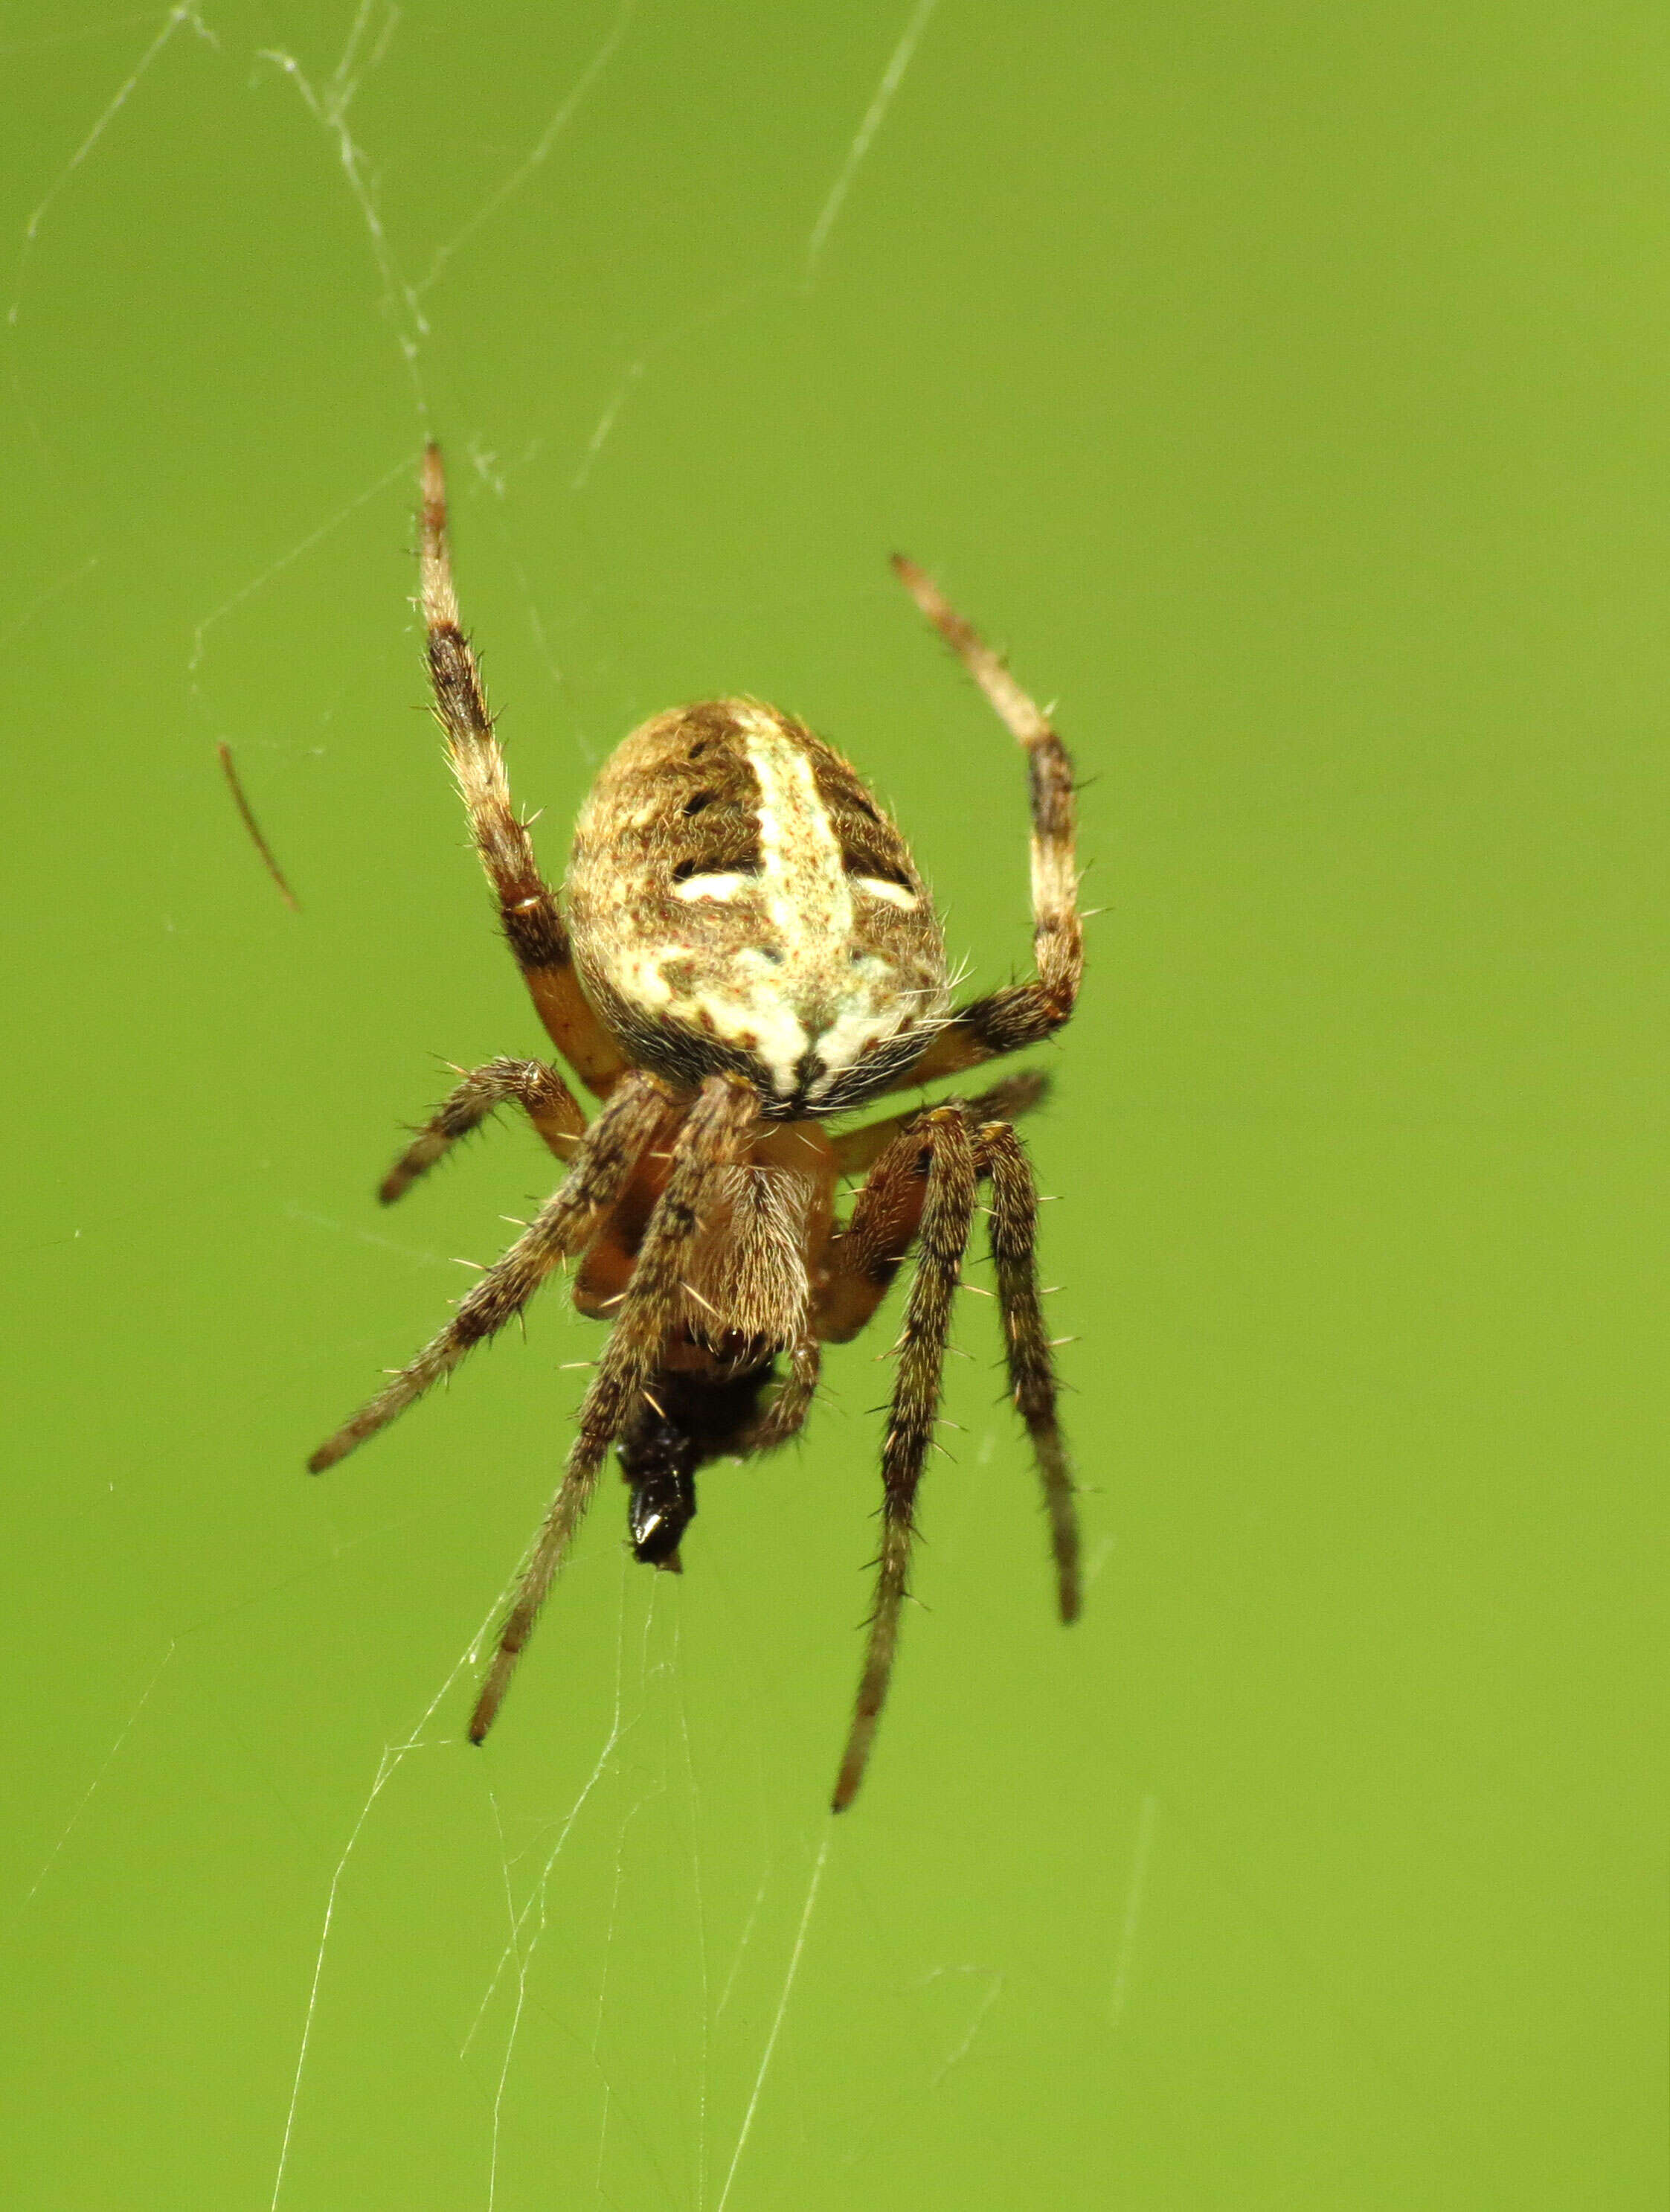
[682,791,715,816]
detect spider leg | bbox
[379,1057,586,1205]
[814,1115,937,1344]
[879,558,1081,1090]
[832,1070,1051,1179]
[977,1120,1082,1624]
[469,1072,759,1741]
[307,1069,669,1473]
[738,1336,822,1451]
[832,1106,977,1812]
[419,445,628,1097]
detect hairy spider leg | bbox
[307,1070,669,1473]
[469,1073,760,1742]
[830,1069,1052,1179]
[815,1112,941,1346]
[737,1336,822,1452]
[977,1119,1081,1623]
[378,1057,587,1205]
[876,557,1082,1090]
[420,443,628,1097]
[831,1106,978,1810]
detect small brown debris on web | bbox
[218,741,301,911]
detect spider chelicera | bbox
[309,446,1084,1809]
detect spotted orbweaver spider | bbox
[309,447,1084,1808]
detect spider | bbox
[309,445,1084,1809]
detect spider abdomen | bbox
[566,700,949,1116]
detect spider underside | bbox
[309,446,1085,1810]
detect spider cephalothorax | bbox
[309,446,1084,1809]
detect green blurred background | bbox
[3,2,1663,2205]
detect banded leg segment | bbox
[469,1074,760,1742]
[308,1070,669,1473]
[832,1107,978,1812]
[887,557,1082,1086]
[379,1057,585,1205]
[420,445,627,1096]
[978,1121,1081,1623]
